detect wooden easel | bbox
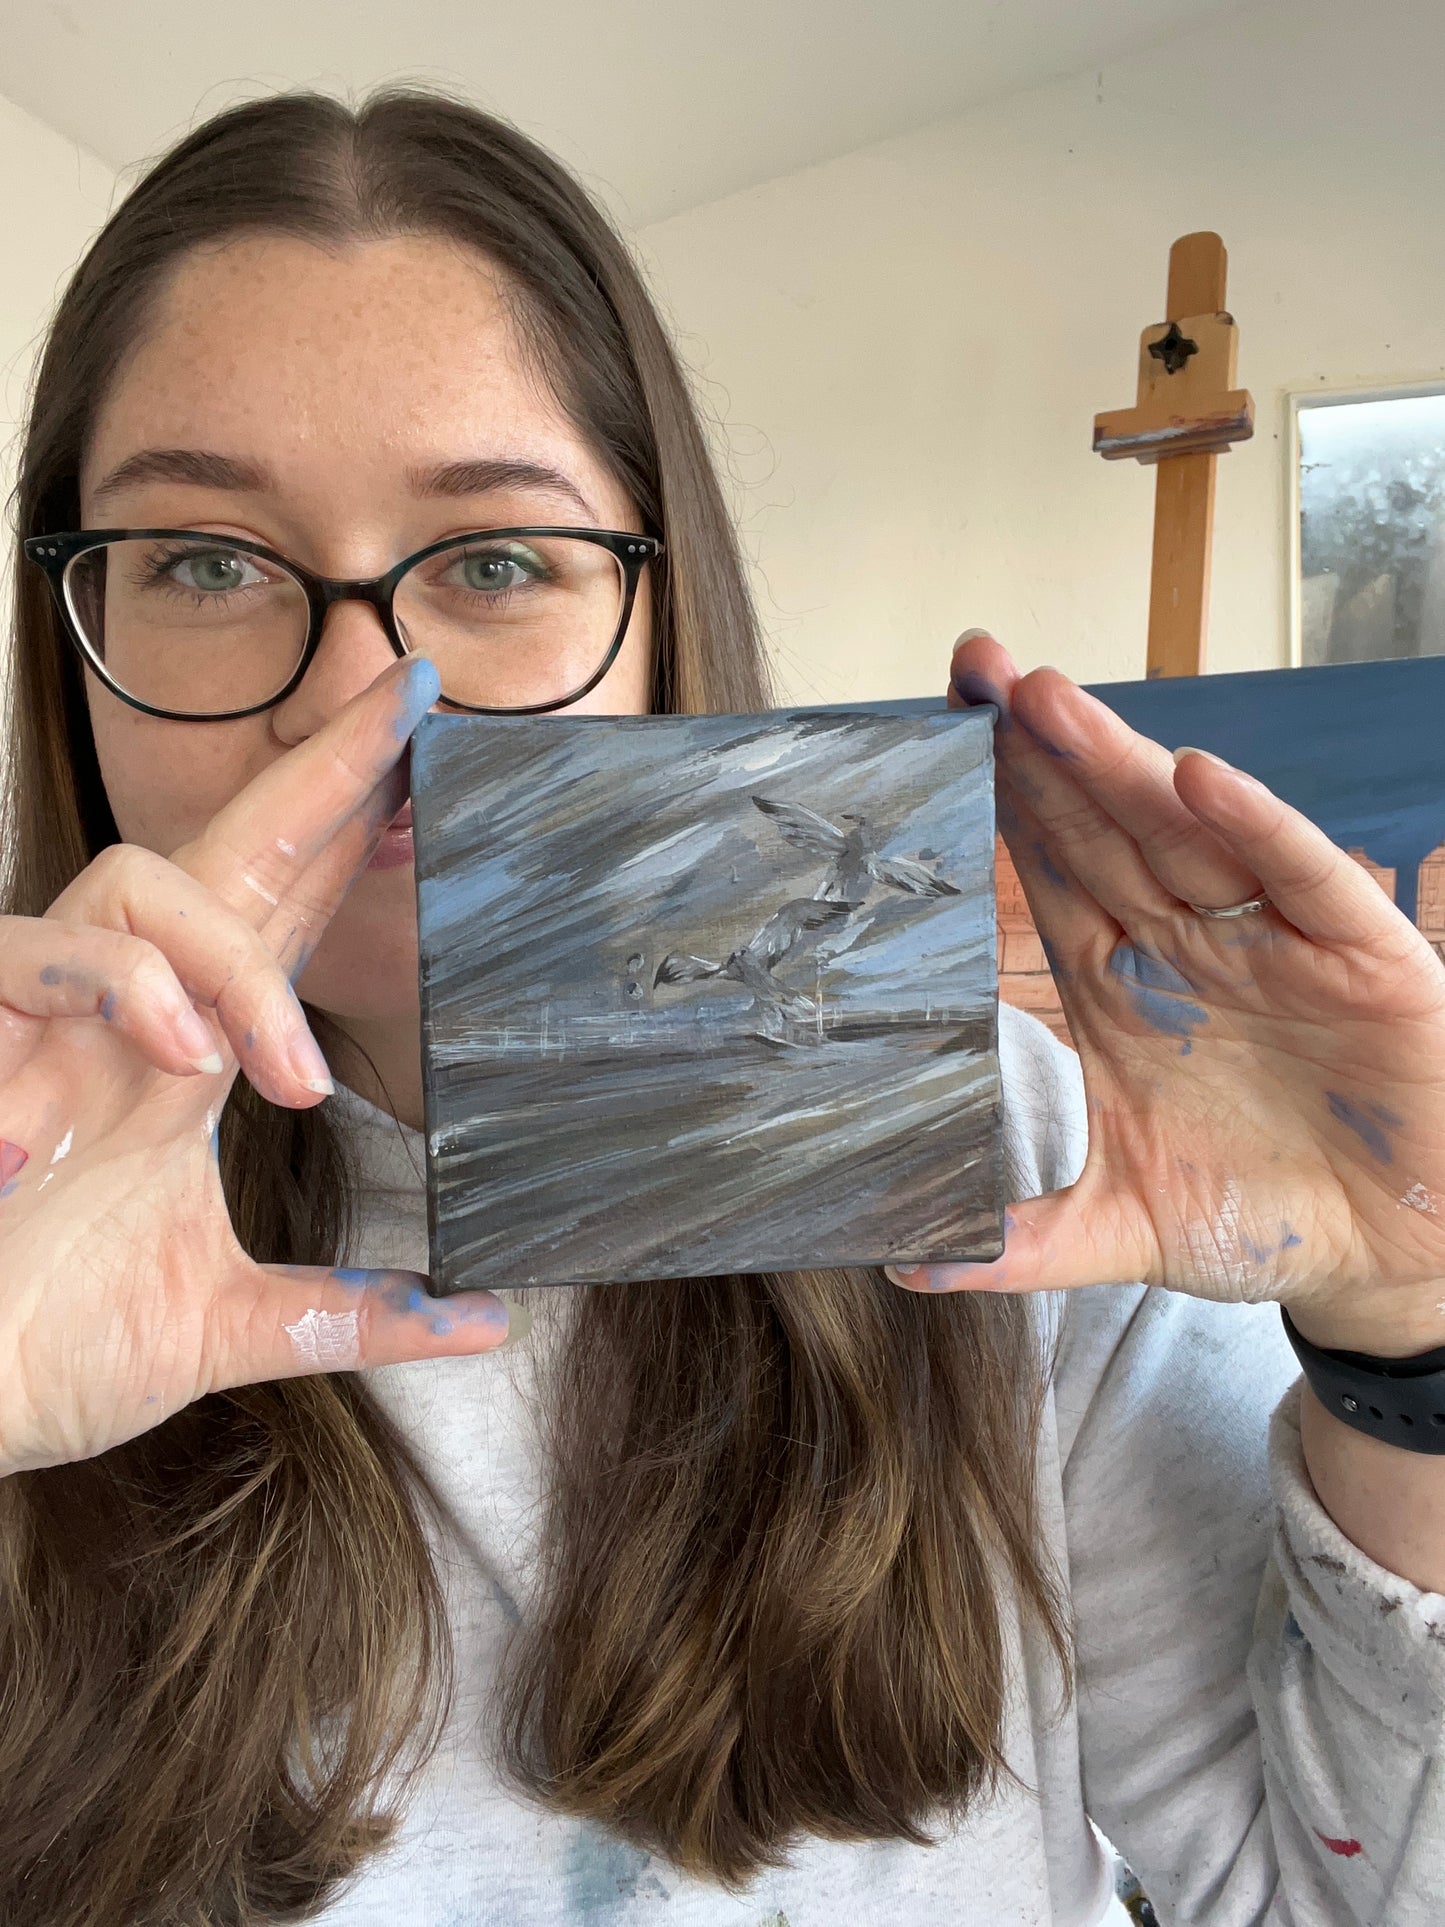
[1093,230,1254,678]
[996,232,1254,1037]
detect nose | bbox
[270,594,416,744]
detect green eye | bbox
[450,546,545,593]
[171,549,258,593]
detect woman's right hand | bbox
[0,652,510,1478]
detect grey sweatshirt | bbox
[315,1002,1445,1925]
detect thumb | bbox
[207,1261,516,1388]
[885,1186,1155,1296]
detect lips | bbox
[387,801,414,830]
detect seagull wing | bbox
[865,853,962,897]
[745,896,859,965]
[751,795,847,857]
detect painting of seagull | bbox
[654,897,858,1042]
[751,796,962,902]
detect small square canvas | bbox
[410,706,1002,1289]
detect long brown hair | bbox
[0,89,1074,1924]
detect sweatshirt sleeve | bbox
[997,1003,1445,1925]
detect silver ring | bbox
[1186,893,1271,919]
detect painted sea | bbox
[410,707,1003,1290]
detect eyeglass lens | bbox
[63,534,630,715]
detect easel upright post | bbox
[1093,231,1254,678]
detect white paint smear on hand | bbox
[1181,1177,1256,1297]
[283,1306,362,1370]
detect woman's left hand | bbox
[892,631,1445,1360]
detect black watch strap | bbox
[1281,1305,1445,1455]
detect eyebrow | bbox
[412,457,597,520]
[90,448,599,520]
[90,448,268,506]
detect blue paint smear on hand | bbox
[1033,841,1069,890]
[951,669,1005,712]
[1019,716,1077,761]
[330,1267,373,1290]
[1038,933,1070,983]
[1242,1225,1303,1264]
[1325,1092,1401,1165]
[1108,944,1209,1039]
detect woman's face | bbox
[78,232,652,1104]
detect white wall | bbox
[637,0,1445,702]
[0,89,113,763]
[0,93,111,797]
[0,95,114,537]
[3,2,1441,707]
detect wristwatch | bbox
[1281,1305,1445,1455]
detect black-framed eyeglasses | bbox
[23,526,664,721]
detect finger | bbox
[949,638,1126,967]
[1172,748,1427,955]
[949,629,1024,727]
[0,1001,42,1084]
[952,643,1181,935]
[885,1185,1156,1296]
[41,851,337,1104]
[986,776,1119,989]
[1011,670,1264,912]
[175,652,438,943]
[206,1263,517,1391]
[951,659,1117,978]
[0,913,232,1082]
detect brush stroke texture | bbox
[412,709,1002,1289]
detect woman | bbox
[0,88,1440,1927]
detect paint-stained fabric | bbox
[315,1003,1444,1925]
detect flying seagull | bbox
[653,897,858,1041]
[751,797,961,902]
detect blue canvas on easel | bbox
[837,655,1445,928]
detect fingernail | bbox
[174,1002,219,1064]
[443,1291,524,1343]
[885,1263,925,1288]
[288,1026,334,1095]
[495,1294,533,1348]
[1173,745,1271,800]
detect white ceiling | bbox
[1,0,1245,225]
